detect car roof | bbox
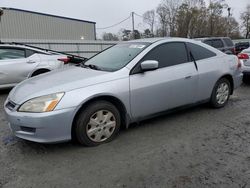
[0,44,51,54]
[126,37,199,44]
[195,37,231,41]
[124,37,222,54]
[127,37,167,43]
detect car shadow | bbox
[124,103,209,132]
[0,89,12,94]
[3,103,210,154]
[243,75,250,85]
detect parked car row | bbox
[195,37,236,55]
[195,38,250,78]
[4,38,243,146]
[235,42,250,54]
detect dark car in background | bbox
[195,37,236,55]
[235,42,250,55]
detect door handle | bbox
[185,75,192,79]
[27,60,36,64]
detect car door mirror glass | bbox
[141,60,159,71]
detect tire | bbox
[74,101,121,146]
[31,69,50,77]
[210,78,231,108]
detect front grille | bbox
[6,101,16,111]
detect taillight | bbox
[237,53,249,60]
[58,57,70,64]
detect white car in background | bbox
[0,44,70,89]
[238,47,250,77]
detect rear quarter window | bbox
[25,49,36,57]
[212,39,224,48]
[204,40,213,46]
[188,43,216,61]
[223,38,234,47]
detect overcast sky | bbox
[0,0,249,38]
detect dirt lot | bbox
[1,83,250,188]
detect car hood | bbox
[9,66,122,104]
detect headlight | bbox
[18,93,64,113]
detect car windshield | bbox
[84,42,150,72]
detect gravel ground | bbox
[1,83,250,188]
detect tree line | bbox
[102,0,250,41]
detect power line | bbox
[96,12,145,31]
[96,15,131,30]
[134,12,144,19]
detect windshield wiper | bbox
[80,63,102,70]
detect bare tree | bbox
[144,0,240,39]
[176,3,192,37]
[143,10,155,35]
[102,33,119,41]
[227,17,241,39]
[156,4,168,37]
[183,0,204,8]
[161,0,181,36]
[188,3,208,38]
[208,0,227,36]
[241,5,250,39]
[176,0,208,38]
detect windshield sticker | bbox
[129,45,146,49]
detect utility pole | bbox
[227,7,231,37]
[132,12,135,39]
[209,0,213,36]
[0,8,3,42]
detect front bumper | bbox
[4,101,76,143]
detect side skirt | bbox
[127,99,210,128]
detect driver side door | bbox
[129,42,199,120]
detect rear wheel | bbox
[74,101,121,146]
[210,78,231,108]
[31,69,50,77]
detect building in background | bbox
[0,7,96,41]
[0,8,118,58]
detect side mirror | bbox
[141,60,159,71]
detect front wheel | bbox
[74,101,121,146]
[31,69,50,77]
[210,78,231,108]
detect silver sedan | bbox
[4,38,243,146]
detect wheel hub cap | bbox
[216,82,229,105]
[86,110,116,142]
